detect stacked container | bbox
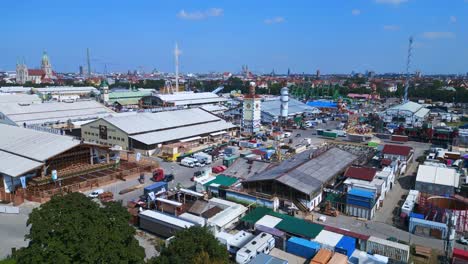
[286,237,320,259]
[313,230,343,251]
[327,252,348,264]
[334,235,356,258]
[309,248,332,264]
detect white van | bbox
[185,157,202,167]
[181,158,195,168]
[235,232,275,264]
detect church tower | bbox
[41,51,53,79]
[16,58,29,85]
[99,79,109,104]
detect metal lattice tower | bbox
[404,36,413,102]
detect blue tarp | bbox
[348,188,375,199]
[306,101,337,108]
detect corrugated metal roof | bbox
[344,167,377,181]
[139,210,194,229]
[241,207,324,239]
[261,98,321,118]
[388,101,423,113]
[382,144,412,157]
[244,148,357,195]
[0,100,114,125]
[157,92,224,102]
[0,150,43,177]
[255,215,283,228]
[130,120,236,145]
[416,165,459,187]
[348,188,375,199]
[249,253,287,264]
[0,124,80,162]
[101,108,221,135]
[108,90,152,99]
[0,94,41,104]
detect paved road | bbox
[0,202,36,258]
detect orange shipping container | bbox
[310,249,333,264]
[327,252,348,264]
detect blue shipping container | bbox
[286,237,320,259]
[144,182,168,195]
[335,235,356,258]
[409,212,425,219]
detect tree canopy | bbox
[14,192,145,264]
[149,226,229,264]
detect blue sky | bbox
[0,0,466,74]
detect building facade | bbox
[16,51,56,84]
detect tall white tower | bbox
[174,42,181,92]
[280,87,289,119]
[242,82,262,135]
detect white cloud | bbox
[177,8,224,20]
[422,31,455,39]
[264,17,285,25]
[351,9,361,16]
[450,16,457,23]
[383,25,400,31]
[375,0,408,5]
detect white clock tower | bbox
[242,82,261,135]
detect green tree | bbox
[14,193,145,264]
[150,226,229,264]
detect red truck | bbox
[152,168,174,182]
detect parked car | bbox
[459,237,468,245]
[88,189,105,198]
[212,166,227,173]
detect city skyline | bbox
[0,0,467,74]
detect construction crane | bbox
[404,36,413,102]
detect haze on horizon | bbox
[0,0,466,75]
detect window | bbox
[108,136,112,139]
[113,137,116,140]
[121,138,125,141]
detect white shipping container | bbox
[366,236,410,263]
[313,230,343,251]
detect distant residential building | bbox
[382,144,413,163]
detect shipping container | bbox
[322,131,338,138]
[366,236,410,262]
[313,230,343,251]
[453,248,468,261]
[270,248,306,264]
[309,248,333,264]
[328,252,348,264]
[286,237,320,259]
[335,236,356,258]
[345,204,375,220]
[391,135,408,142]
[144,182,168,196]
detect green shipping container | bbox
[323,131,337,138]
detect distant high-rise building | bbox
[316,69,320,79]
[79,65,84,76]
[368,71,375,78]
[415,70,422,78]
[287,68,290,77]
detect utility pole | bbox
[404,36,413,102]
[444,211,454,264]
